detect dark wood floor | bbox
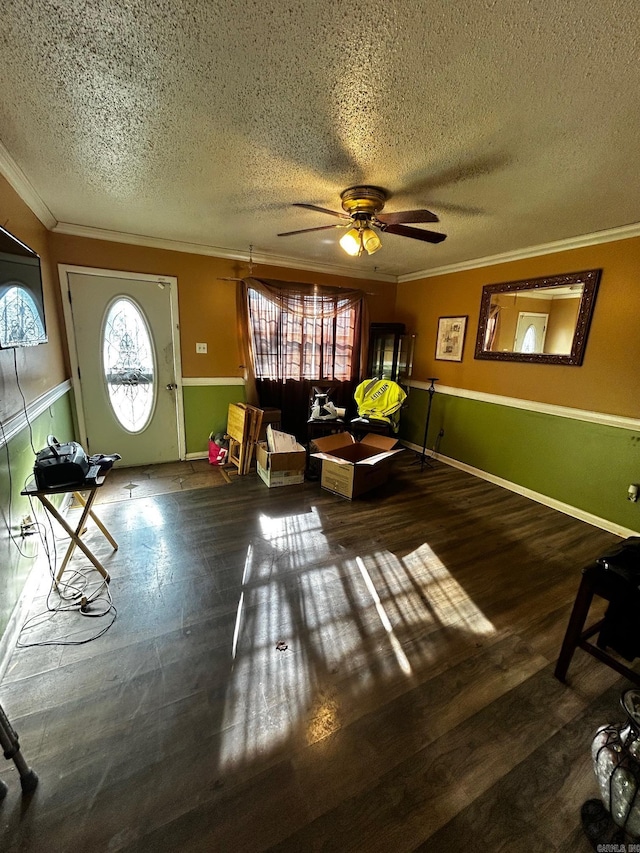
[0,454,633,852]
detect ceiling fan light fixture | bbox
[339,227,364,256]
[362,226,381,255]
[339,223,382,257]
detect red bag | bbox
[208,440,228,466]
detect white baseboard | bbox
[401,440,638,539]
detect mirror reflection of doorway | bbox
[514,312,548,353]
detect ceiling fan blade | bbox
[277,224,345,237]
[382,223,447,243]
[292,203,350,220]
[376,209,439,225]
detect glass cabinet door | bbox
[368,323,414,380]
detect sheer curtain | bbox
[237,278,369,440]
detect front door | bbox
[514,312,548,354]
[60,267,184,467]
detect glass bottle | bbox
[592,689,640,836]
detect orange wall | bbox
[8,180,638,421]
[47,234,396,377]
[492,294,552,352]
[545,297,580,354]
[0,176,67,421]
[395,237,640,419]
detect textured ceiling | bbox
[2,0,640,278]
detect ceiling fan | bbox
[277,185,447,256]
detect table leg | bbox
[72,491,118,550]
[55,489,97,577]
[554,572,593,682]
[35,493,111,585]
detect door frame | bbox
[58,264,186,461]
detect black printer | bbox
[34,436,90,490]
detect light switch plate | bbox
[196,342,208,354]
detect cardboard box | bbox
[266,425,300,452]
[311,432,403,499]
[256,440,306,488]
[258,408,281,441]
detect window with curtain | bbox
[247,287,357,381]
[238,278,368,440]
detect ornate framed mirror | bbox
[474,268,601,365]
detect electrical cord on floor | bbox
[17,606,118,647]
[17,571,118,646]
[0,392,118,647]
[16,493,118,648]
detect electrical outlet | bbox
[196,342,208,354]
[20,515,36,536]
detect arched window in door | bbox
[102,297,156,432]
[521,324,537,353]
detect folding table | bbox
[21,473,118,586]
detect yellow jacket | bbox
[354,379,406,428]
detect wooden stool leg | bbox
[554,572,595,682]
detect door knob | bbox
[166,383,178,390]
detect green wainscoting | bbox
[400,388,640,533]
[0,391,75,641]
[183,383,246,455]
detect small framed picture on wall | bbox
[435,315,468,362]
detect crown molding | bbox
[397,221,640,282]
[52,222,397,283]
[54,219,640,285]
[0,142,57,230]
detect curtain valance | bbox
[242,277,364,319]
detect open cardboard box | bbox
[311,432,403,499]
[256,439,306,488]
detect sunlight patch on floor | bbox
[231,544,253,660]
[402,543,496,637]
[219,511,495,767]
[356,556,412,676]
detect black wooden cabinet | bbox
[367,323,415,381]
